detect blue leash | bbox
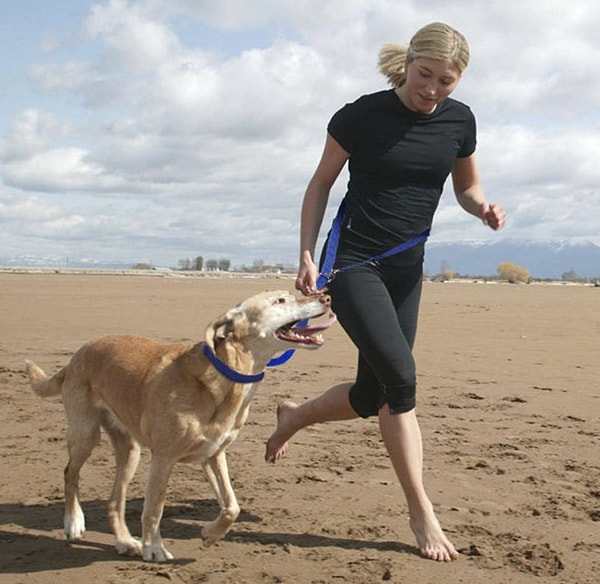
[316,197,430,289]
[268,197,429,370]
[205,197,430,380]
[316,197,349,290]
[266,202,353,367]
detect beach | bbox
[1,272,598,584]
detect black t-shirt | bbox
[327,89,476,266]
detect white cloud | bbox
[479,125,600,190]
[86,0,182,68]
[0,109,68,160]
[2,147,122,193]
[163,0,281,31]
[1,0,599,268]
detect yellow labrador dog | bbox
[25,290,334,562]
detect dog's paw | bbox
[201,524,225,546]
[115,537,143,557]
[64,506,86,540]
[142,542,174,562]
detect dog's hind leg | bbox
[62,396,102,541]
[201,450,240,545]
[102,413,143,557]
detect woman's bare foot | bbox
[265,401,299,463]
[409,513,459,562]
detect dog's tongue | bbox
[293,311,337,334]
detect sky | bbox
[1,0,599,268]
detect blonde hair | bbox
[378,22,470,87]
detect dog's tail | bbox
[25,360,66,397]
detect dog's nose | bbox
[320,294,331,306]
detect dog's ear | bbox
[206,314,234,349]
[206,308,249,349]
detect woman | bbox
[265,22,506,562]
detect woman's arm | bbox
[451,153,506,231]
[296,133,350,294]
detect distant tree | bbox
[178,258,192,271]
[218,258,231,271]
[562,269,577,281]
[205,259,218,271]
[497,262,529,283]
[132,263,152,270]
[252,259,265,273]
[193,256,203,271]
[442,268,454,281]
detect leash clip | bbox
[316,269,338,290]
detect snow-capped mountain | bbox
[423,239,600,279]
[2,239,600,279]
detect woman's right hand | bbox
[296,133,349,297]
[295,254,320,296]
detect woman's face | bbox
[398,58,461,113]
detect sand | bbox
[1,272,598,584]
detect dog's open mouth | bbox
[276,311,337,346]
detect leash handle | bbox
[317,197,347,290]
[316,272,331,290]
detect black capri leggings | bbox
[327,260,423,417]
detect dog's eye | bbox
[274,297,286,305]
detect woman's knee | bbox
[348,383,383,418]
[382,382,416,415]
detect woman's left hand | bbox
[482,203,506,231]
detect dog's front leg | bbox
[141,455,175,562]
[202,455,225,508]
[201,450,240,545]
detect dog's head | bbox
[206,290,335,366]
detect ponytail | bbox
[378,43,410,88]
